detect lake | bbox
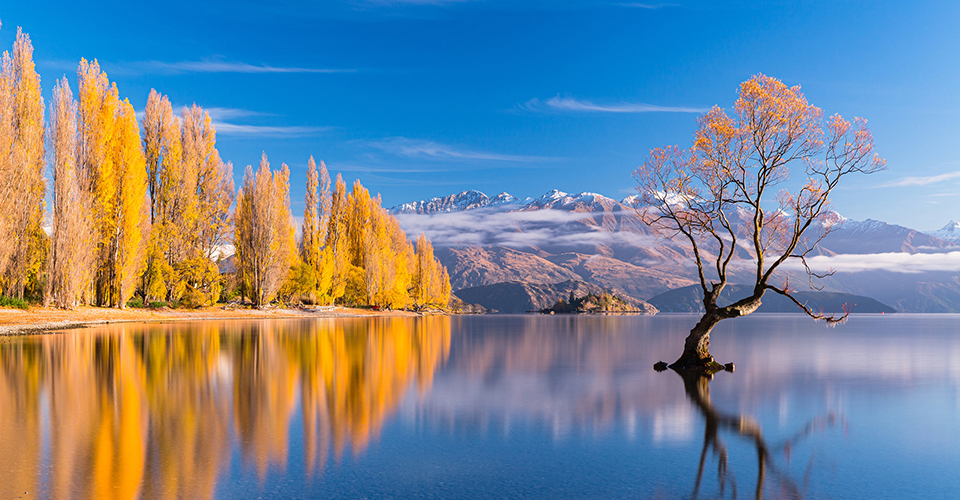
[0,314,958,499]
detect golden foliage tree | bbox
[140,90,181,301]
[0,26,46,299]
[234,154,296,307]
[413,233,450,309]
[77,59,149,308]
[48,77,97,308]
[322,173,350,304]
[296,156,335,303]
[141,91,233,306]
[292,168,451,309]
[0,21,14,289]
[634,74,885,370]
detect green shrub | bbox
[0,296,28,310]
[149,301,167,309]
[127,297,145,308]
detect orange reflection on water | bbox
[0,316,450,499]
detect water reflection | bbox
[0,315,957,498]
[677,370,842,500]
[0,317,450,499]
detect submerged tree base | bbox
[667,348,733,373]
[668,357,727,374]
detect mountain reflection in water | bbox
[0,314,958,499]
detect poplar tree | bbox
[298,157,321,300]
[413,233,450,309]
[0,34,13,285]
[179,103,233,305]
[77,59,149,307]
[48,77,96,308]
[3,27,46,299]
[234,154,296,307]
[323,174,349,303]
[142,91,233,305]
[141,90,183,300]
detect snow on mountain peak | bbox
[940,220,960,232]
[620,194,640,207]
[925,219,960,243]
[392,189,632,214]
[537,189,568,202]
[391,189,490,214]
[489,192,520,205]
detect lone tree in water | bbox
[634,74,884,371]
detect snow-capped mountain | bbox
[620,194,640,207]
[390,189,622,214]
[926,220,960,244]
[391,188,960,312]
[389,190,500,214]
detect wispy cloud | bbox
[877,170,960,188]
[332,163,457,174]
[362,0,476,4]
[370,137,551,162]
[522,96,706,114]
[163,105,333,137]
[34,58,358,77]
[204,107,271,120]
[212,122,333,137]
[131,59,356,75]
[618,2,679,8]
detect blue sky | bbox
[2,0,959,229]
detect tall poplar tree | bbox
[77,59,149,307]
[3,27,45,299]
[48,77,96,308]
[413,233,449,309]
[299,156,335,303]
[0,26,17,292]
[141,91,233,305]
[323,174,350,303]
[141,89,182,300]
[234,154,296,307]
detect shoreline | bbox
[0,305,434,336]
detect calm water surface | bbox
[0,314,958,499]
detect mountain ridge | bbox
[394,188,960,312]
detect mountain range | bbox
[391,189,960,313]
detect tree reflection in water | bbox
[0,316,450,499]
[675,369,842,500]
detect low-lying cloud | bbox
[786,251,960,274]
[395,208,658,248]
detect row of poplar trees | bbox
[0,22,451,310]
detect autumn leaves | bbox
[0,23,450,310]
[240,156,453,309]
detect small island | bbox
[540,292,655,314]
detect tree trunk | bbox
[670,312,724,371]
